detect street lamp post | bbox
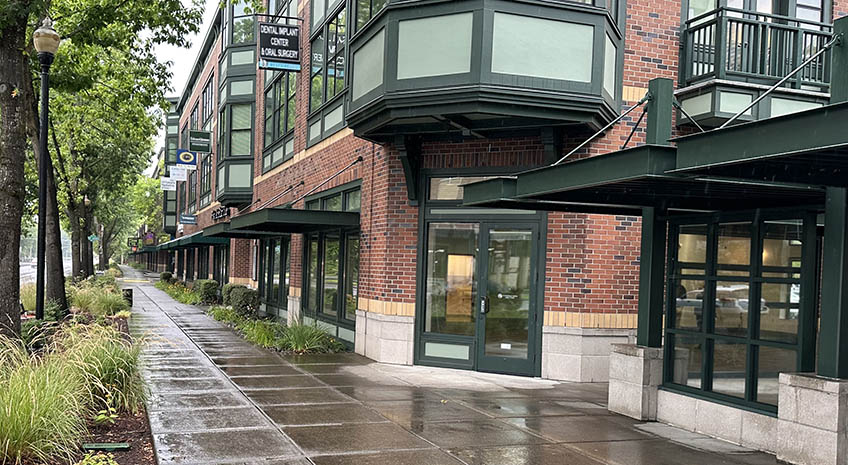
[33,17,60,320]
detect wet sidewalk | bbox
[121,267,778,465]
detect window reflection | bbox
[425,223,479,336]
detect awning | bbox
[203,222,281,239]
[463,144,826,214]
[229,207,360,234]
[160,231,229,250]
[672,102,848,187]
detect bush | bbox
[280,324,345,354]
[76,452,120,465]
[56,325,146,414]
[159,271,173,283]
[239,319,285,349]
[0,337,88,463]
[92,291,129,316]
[45,299,66,321]
[20,320,58,351]
[194,279,219,304]
[20,283,36,313]
[208,306,243,325]
[221,283,244,306]
[230,286,259,315]
[155,280,201,305]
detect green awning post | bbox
[832,16,848,104]
[818,187,848,378]
[646,78,674,145]
[636,207,666,348]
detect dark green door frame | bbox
[818,187,848,378]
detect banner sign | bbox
[189,130,212,153]
[160,178,177,191]
[211,206,230,221]
[258,22,301,71]
[143,232,155,246]
[127,237,139,248]
[180,214,197,225]
[177,149,197,170]
[170,165,187,181]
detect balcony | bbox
[346,0,624,143]
[678,7,832,126]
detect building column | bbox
[831,16,848,104]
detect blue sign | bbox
[177,149,197,168]
[179,214,197,225]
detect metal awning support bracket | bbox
[396,135,422,206]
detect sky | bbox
[146,0,218,175]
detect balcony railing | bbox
[682,7,832,91]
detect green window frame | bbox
[187,170,197,213]
[354,0,387,32]
[198,246,210,280]
[259,236,291,314]
[202,76,214,125]
[231,1,255,45]
[218,107,228,161]
[185,248,195,282]
[190,103,199,130]
[663,210,818,413]
[199,155,212,208]
[263,71,297,171]
[178,181,187,214]
[310,3,346,113]
[180,124,188,149]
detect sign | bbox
[88,234,99,242]
[180,214,197,225]
[170,166,187,181]
[189,130,212,153]
[211,206,230,221]
[160,178,177,191]
[258,22,302,71]
[143,232,155,246]
[177,149,197,170]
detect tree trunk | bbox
[68,209,82,279]
[83,207,95,276]
[0,11,31,337]
[44,163,67,311]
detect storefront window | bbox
[305,230,359,324]
[424,222,479,336]
[345,235,359,321]
[665,214,814,410]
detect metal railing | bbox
[682,7,832,91]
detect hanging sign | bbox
[160,178,177,191]
[180,214,197,225]
[88,234,99,242]
[170,165,187,181]
[189,130,212,153]
[177,149,198,170]
[258,22,302,71]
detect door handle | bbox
[480,296,489,315]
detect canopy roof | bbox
[158,231,229,250]
[463,144,825,214]
[229,208,360,234]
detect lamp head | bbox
[33,17,60,57]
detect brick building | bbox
[131,1,848,461]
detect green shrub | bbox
[221,283,244,306]
[76,452,120,465]
[21,320,58,351]
[240,319,285,349]
[159,271,173,283]
[45,299,66,321]
[71,287,99,313]
[113,310,132,319]
[155,280,201,305]
[57,325,146,414]
[280,324,345,354]
[230,286,259,315]
[19,283,36,313]
[194,279,219,304]
[0,337,88,463]
[208,306,243,325]
[92,291,129,316]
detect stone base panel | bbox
[776,373,848,465]
[541,326,634,382]
[355,310,414,365]
[608,344,663,421]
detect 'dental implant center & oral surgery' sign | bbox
[258,22,301,72]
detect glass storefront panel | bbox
[425,223,479,336]
[670,334,703,389]
[760,283,799,343]
[717,222,752,276]
[344,235,359,321]
[272,240,282,303]
[757,346,797,405]
[712,340,747,398]
[674,278,705,331]
[714,280,750,337]
[322,236,340,317]
[308,238,319,312]
[429,177,498,201]
[483,229,533,359]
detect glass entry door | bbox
[476,224,539,376]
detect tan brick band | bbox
[288,286,301,298]
[623,86,648,103]
[544,311,638,329]
[358,297,414,317]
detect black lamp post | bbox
[33,17,60,320]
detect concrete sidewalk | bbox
[121,267,778,465]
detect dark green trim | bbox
[818,187,848,378]
[302,179,362,205]
[203,222,279,239]
[832,17,848,103]
[231,208,360,234]
[637,207,666,347]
